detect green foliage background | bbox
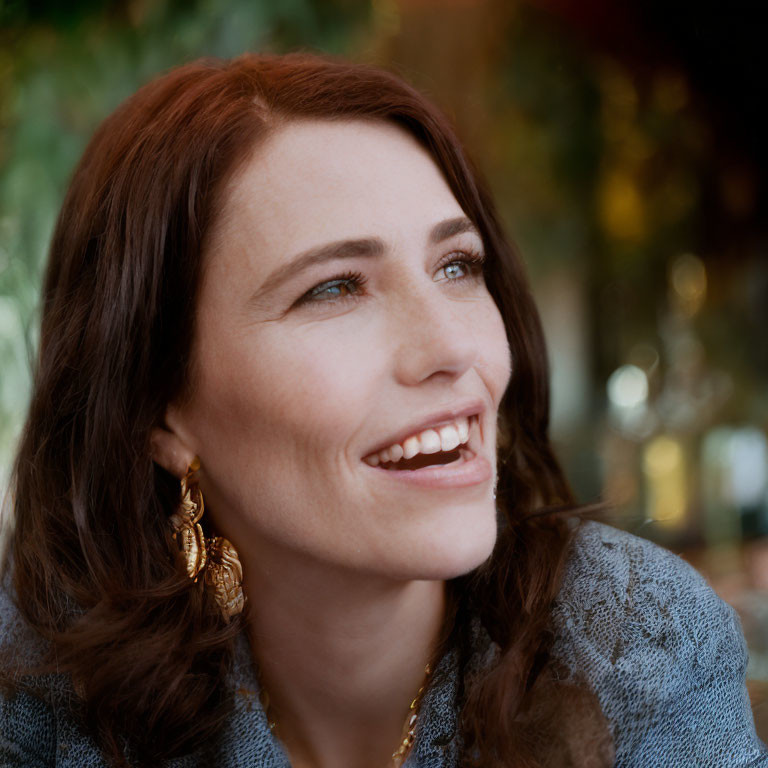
[0,0,372,482]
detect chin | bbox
[396,502,499,581]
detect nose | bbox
[391,282,479,387]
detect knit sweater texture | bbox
[2,521,767,767]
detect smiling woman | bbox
[169,118,511,596]
[0,52,766,768]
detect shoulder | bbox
[0,573,213,768]
[551,519,744,695]
[551,519,739,698]
[0,573,59,767]
[551,520,768,766]
[554,519,730,638]
[0,568,51,665]
[0,572,123,767]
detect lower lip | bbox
[363,449,492,490]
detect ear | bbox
[150,412,197,480]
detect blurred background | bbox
[1,0,767,733]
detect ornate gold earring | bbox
[205,536,245,621]
[170,456,208,581]
[170,457,245,621]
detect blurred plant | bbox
[0,0,370,484]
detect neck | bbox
[242,544,447,768]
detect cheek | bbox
[191,323,370,456]
[475,300,513,400]
[187,328,365,537]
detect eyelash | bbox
[295,249,487,309]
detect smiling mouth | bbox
[376,445,470,471]
[363,415,478,472]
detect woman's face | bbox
[171,119,512,581]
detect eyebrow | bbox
[248,215,481,306]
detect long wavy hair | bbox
[2,52,611,767]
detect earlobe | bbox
[149,425,196,480]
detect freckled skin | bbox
[167,119,512,582]
[153,118,514,766]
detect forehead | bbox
[207,119,464,261]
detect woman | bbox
[0,52,764,768]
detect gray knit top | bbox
[2,521,767,767]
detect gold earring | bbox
[170,457,245,621]
[170,457,207,581]
[205,536,245,621]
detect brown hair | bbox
[3,52,610,767]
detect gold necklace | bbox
[390,661,432,766]
[258,662,433,768]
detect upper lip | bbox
[361,399,486,459]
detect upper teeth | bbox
[363,416,472,467]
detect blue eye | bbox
[302,270,368,304]
[439,260,476,281]
[295,249,486,309]
[438,251,485,283]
